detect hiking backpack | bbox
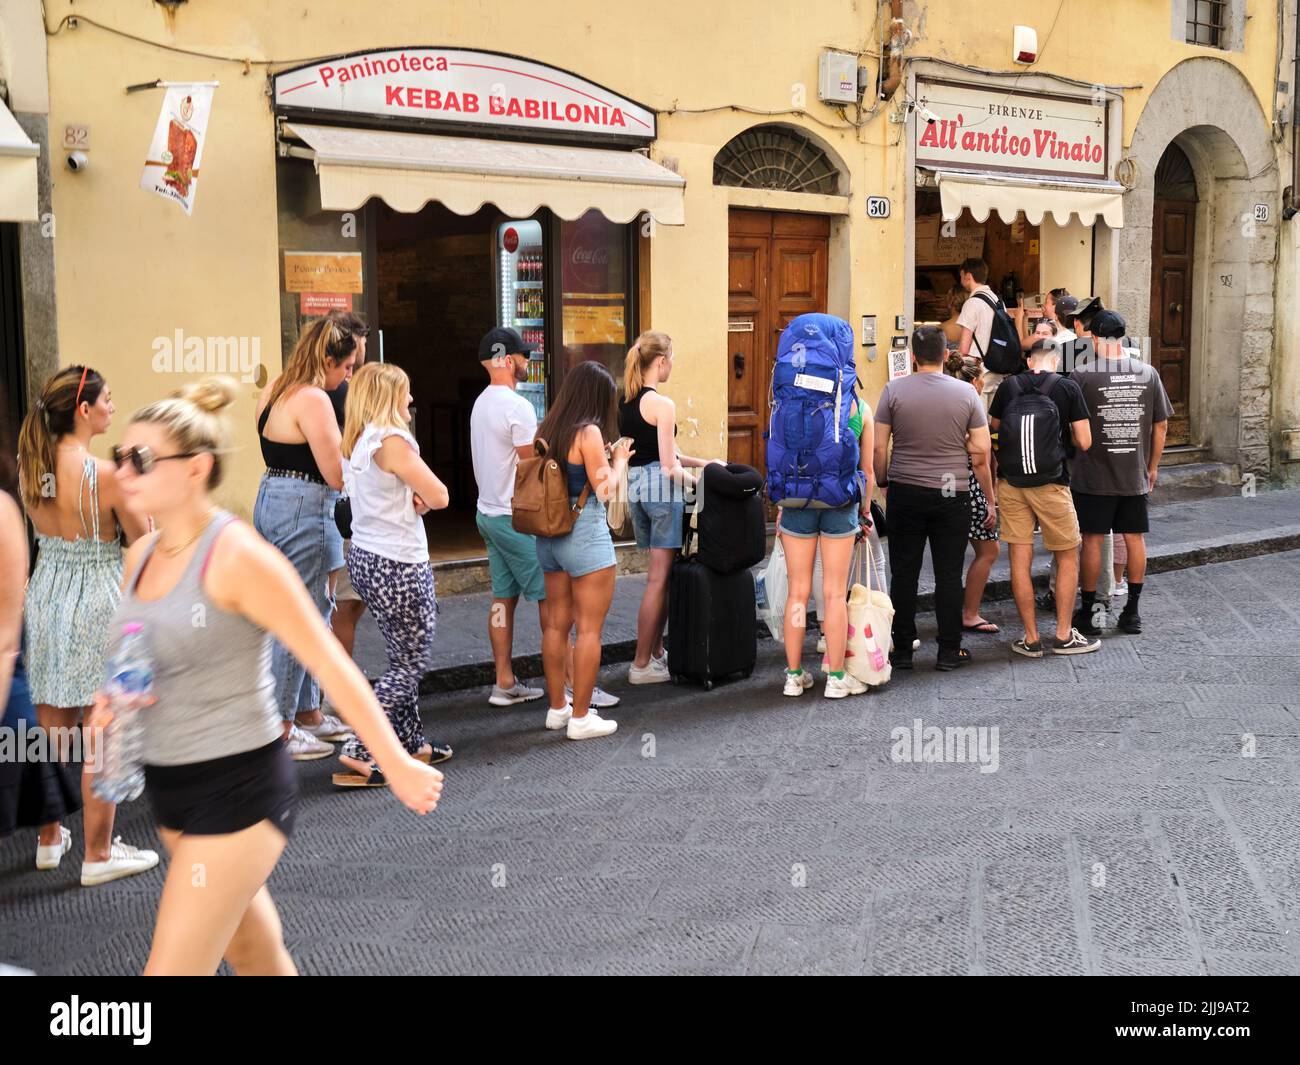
[997,373,1065,488]
[969,291,1026,375]
[765,313,863,510]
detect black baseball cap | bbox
[1072,295,1103,327]
[1091,309,1127,339]
[1053,294,1079,320]
[478,326,535,361]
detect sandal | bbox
[332,766,388,788]
[962,620,1000,634]
[416,741,454,765]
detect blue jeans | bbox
[253,473,342,720]
[778,501,860,539]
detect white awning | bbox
[935,168,1124,229]
[281,122,685,225]
[0,100,39,223]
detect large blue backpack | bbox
[765,313,862,509]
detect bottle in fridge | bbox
[496,218,547,423]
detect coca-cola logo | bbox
[569,245,610,266]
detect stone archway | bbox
[1115,58,1277,475]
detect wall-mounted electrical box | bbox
[819,50,859,105]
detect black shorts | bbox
[145,739,297,839]
[1070,491,1150,535]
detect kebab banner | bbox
[140,83,216,215]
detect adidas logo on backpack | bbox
[998,372,1066,487]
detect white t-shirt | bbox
[956,285,997,362]
[344,425,429,565]
[470,385,537,517]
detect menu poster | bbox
[560,211,627,349]
[140,84,216,215]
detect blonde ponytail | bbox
[131,376,238,489]
[622,330,672,396]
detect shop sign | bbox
[300,293,353,316]
[915,78,1108,181]
[273,48,655,141]
[140,84,216,215]
[284,252,363,294]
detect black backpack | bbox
[969,291,1026,375]
[998,373,1065,488]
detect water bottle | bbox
[92,623,153,803]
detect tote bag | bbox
[756,536,787,641]
[846,534,893,687]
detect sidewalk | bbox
[353,488,1300,693]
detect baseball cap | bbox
[1091,309,1127,339]
[478,326,535,361]
[1053,294,1079,320]
[1072,295,1102,326]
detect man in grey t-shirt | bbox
[1069,310,1173,638]
[874,325,993,670]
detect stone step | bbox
[1159,445,1210,467]
[1150,461,1241,503]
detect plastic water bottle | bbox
[92,623,153,804]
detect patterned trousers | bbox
[341,544,436,763]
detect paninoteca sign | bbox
[273,48,655,142]
[915,78,1109,181]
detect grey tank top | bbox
[109,511,282,767]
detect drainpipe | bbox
[879,0,905,99]
[1286,0,1300,218]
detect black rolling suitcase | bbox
[685,462,766,574]
[667,558,757,690]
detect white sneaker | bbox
[1113,579,1129,597]
[489,679,546,706]
[545,705,572,731]
[825,672,868,699]
[628,657,671,684]
[286,724,334,761]
[567,685,620,708]
[782,670,815,697]
[81,837,160,886]
[36,826,72,871]
[300,712,353,741]
[566,711,617,740]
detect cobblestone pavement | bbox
[4,550,1300,975]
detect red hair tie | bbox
[74,366,89,410]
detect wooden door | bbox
[1149,144,1197,447]
[726,209,829,472]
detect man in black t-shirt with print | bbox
[989,338,1098,657]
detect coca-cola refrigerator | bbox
[495,218,547,422]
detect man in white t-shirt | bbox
[955,257,1004,411]
[471,327,549,707]
[470,328,620,712]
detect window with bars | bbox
[1186,0,1226,47]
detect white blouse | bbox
[344,424,429,565]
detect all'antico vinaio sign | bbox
[273,48,655,142]
[914,78,1109,181]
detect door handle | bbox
[733,352,745,378]
[1169,302,1183,314]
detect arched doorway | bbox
[716,125,843,470]
[1149,142,1198,447]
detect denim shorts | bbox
[779,501,860,540]
[252,473,341,718]
[628,461,684,550]
[477,511,546,601]
[535,497,617,578]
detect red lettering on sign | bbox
[506,98,524,117]
[463,92,479,113]
[490,95,505,115]
[385,84,402,105]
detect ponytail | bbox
[17,365,105,510]
[622,330,672,396]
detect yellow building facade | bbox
[12,1,1291,540]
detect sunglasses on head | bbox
[111,445,201,475]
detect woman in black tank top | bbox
[252,314,360,752]
[617,332,716,684]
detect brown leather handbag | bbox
[511,437,590,537]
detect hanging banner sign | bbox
[140,84,216,214]
[273,48,655,141]
[915,78,1109,181]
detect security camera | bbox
[918,106,940,125]
[66,151,88,172]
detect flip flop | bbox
[332,767,388,788]
[962,620,1000,634]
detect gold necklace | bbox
[158,510,217,557]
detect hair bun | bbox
[944,353,963,373]
[180,376,238,414]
